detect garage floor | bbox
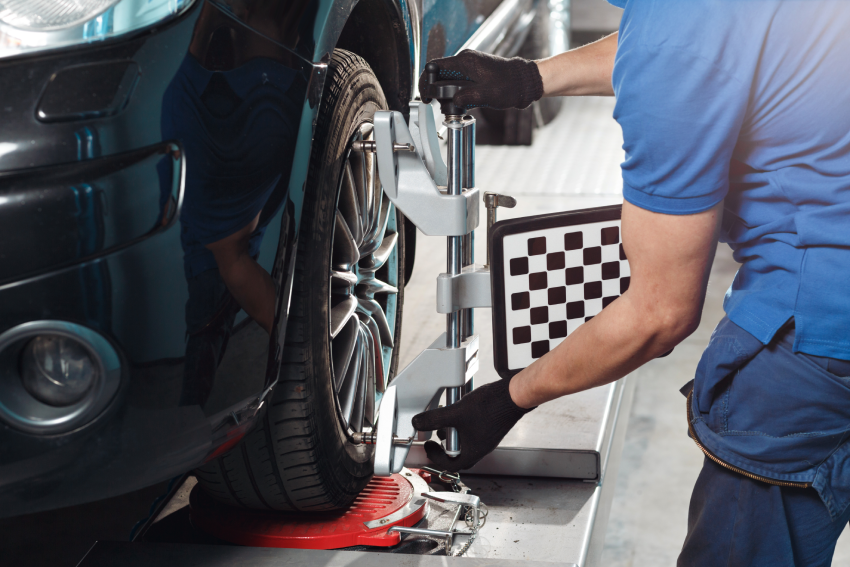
[415,94,850,566]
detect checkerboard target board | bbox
[489,205,628,378]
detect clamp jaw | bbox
[372,105,478,236]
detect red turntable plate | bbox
[189,468,432,549]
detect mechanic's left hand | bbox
[412,378,535,472]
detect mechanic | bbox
[414,1,850,564]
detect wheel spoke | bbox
[361,196,391,257]
[338,162,364,247]
[333,210,360,270]
[364,362,375,428]
[360,231,398,271]
[331,269,357,288]
[357,277,398,297]
[331,317,359,391]
[350,145,369,238]
[367,149,378,233]
[361,314,386,393]
[351,324,372,432]
[339,328,365,422]
[359,298,394,349]
[330,296,357,339]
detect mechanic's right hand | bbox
[411,378,535,473]
[418,50,544,111]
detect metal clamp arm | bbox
[374,333,479,476]
[373,110,479,236]
[409,101,447,187]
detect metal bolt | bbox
[484,192,517,266]
[393,142,416,153]
[351,141,415,153]
[351,140,375,153]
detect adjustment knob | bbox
[420,62,473,116]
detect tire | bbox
[195,49,405,512]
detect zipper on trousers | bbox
[686,390,810,489]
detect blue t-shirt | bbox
[609,0,850,359]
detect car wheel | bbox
[194,49,405,511]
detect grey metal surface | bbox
[79,542,579,567]
[407,443,598,480]
[582,364,635,566]
[373,110,479,236]
[436,265,493,313]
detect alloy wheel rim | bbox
[329,121,400,437]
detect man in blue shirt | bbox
[414,1,850,563]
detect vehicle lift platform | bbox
[79,374,633,567]
[77,70,636,567]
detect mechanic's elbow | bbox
[651,306,701,353]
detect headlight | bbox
[0,0,195,60]
[21,335,97,407]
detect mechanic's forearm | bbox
[508,293,690,409]
[508,201,722,409]
[536,32,618,97]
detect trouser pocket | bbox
[702,322,850,472]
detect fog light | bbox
[20,335,96,407]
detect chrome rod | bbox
[389,526,455,538]
[446,117,464,350]
[445,115,465,457]
[462,115,475,190]
[461,115,476,340]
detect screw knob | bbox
[483,192,517,210]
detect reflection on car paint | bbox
[161,2,304,412]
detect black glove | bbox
[418,50,544,111]
[411,378,535,472]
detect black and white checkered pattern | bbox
[500,219,629,371]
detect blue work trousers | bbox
[679,320,850,566]
[679,457,850,566]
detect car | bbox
[0,0,566,517]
